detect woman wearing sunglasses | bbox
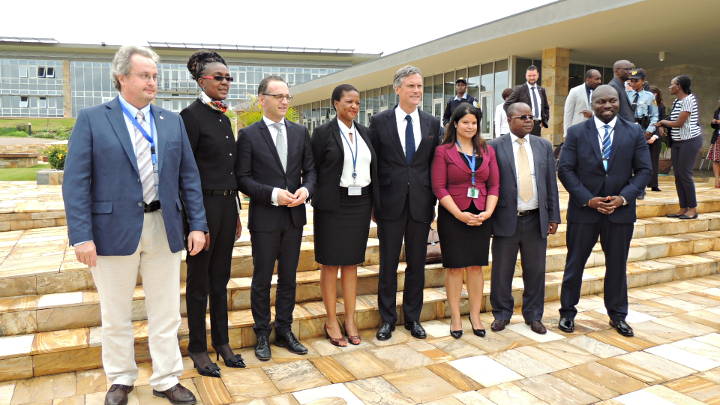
[180,50,244,377]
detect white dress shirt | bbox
[262,115,308,205]
[594,115,617,152]
[337,119,372,187]
[526,82,543,119]
[510,133,538,211]
[394,106,421,155]
[118,94,156,158]
[494,103,509,136]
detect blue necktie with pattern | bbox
[601,124,612,171]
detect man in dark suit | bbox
[488,102,560,335]
[504,65,549,136]
[608,59,635,122]
[442,78,477,126]
[236,75,316,360]
[63,45,206,405]
[557,85,651,337]
[369,65,441,341]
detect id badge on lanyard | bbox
[121,104,159,188]
[340,126,362,196]
[458,142,479,198]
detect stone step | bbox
[1,250,718,382]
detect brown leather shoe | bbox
[105,384,133,405]
[490,319,510,332]
[152,383,197,405]
[526,320,547,335]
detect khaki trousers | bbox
[91,210,183,391]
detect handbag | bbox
[426,227,442,264]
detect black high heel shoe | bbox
[469,318,486,337]
[450,319,463,339]
[213,344,246,368]
[188,351,221,378]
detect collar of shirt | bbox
[395,105,419,125]
[262,115,285,128]
[594,116,617,131]
[526,82,539,91]
[118,94,151,120]
[337,119,356,140]
[453,93,468,101]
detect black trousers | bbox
[377,200,430,324]
[490,213,547,322]
[671,136,702,208]
[250,209,303,336]
[559,219,633,321]
[648,138,661,189]
[185,195,238,353]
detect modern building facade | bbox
[0,38,380,118]
[292,0,720,146]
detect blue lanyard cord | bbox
[339,127,358,183]
[120,104,158,167]
[456,142,477,186]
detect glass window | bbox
[19,66,27,78]
[37,67,46,78]
[480,63,493,92]
[467,65,480,99]
[19,96,28,108]
[46,67,55,78]
[444,72,454,99]
[455,68,467,83]
[38,97,47,108]
[569,63,585,90]
[423,75,433,113]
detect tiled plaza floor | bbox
[2,275,720,404]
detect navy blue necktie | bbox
[405,115,415,164]
[601,124,612,171]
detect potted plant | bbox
[37,144,67,185]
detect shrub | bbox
[44,144,67,170]
[0,127,28,137]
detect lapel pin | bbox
[159,115,164,120]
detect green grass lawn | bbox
[0,118,75,131]
[0,164,50,181]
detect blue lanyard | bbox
[339,125,358,183]
[456,142,477,186]
[120,104,157,167]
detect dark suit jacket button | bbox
[137,202,143,207]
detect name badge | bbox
[348,186,362,196]
[467,187,479,198]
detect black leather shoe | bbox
[651,187,661,192]
[558,317,575,333]
[469,318,486,337]
[490,319,509,332]
[610,319,634,337]
[188,351,221,378]
[678,213,698,220]
[213,345,246,368]
[105,384,133,405]
[152,383,197,405]
[376,322,395,341]
[275,331,308,355]
[665,213,683,218]
[526,320,547,335]
[405,321,427,339]
[255,335,271,361]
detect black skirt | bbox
[313,189,372,265]
[437,203,492,268]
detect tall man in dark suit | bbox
[369,65,441,341]
[608,59,636,122]
[63,45,206,405]
[557,85,651,337]
[236,75,316,360]
[488,102,560,335]
[504,65,549,136]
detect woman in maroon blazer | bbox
[431,103,499,339]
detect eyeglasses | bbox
[200,75,234,82]
[129,72,159,82]
[511,115,535,121]
[262,93,293,102]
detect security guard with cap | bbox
[442,77,478,126]
[627,68,660,195]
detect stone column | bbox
[541,47,570,145]
[63,60,72,118]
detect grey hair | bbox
[392,65,422,89]
[111,45,160,91]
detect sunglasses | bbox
[511,115,535,121]
[200,75,234,82]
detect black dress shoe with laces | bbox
[609,319,634,337]
[275,331,308,355]
[558,317,575,333]
[526,320,547,335]
[105,384,133,405]
[255,335,271,361]
[405,321,426,339]
[490,319,509,332]
[152,383,197,405]
[376,322,395,341]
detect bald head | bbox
[613,60,634,81]
[591,85,618,102]
[591,85,620,123]
[507,102,531,117]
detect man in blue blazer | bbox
[557,85,651,338]
[63,46,207,405]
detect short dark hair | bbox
[501,88,513,100]
[584,69,601,79]
[186,50,226,81]
[674,75,692,94]
[331,84,359,111]
[258,75,287,95]
[527,65,538,72]
[442,102,486,152]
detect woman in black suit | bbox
[311,84,378,346]
[180,50,244,377]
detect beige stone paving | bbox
[0,275,719,404]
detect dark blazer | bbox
[558,117,651,224]
[235,119,316,232]
[504,83,550,128]
[431,142,499,211]
[488,134,561,238]
[63,97,208,255]
[609,78,635,122]
[368,107,441,223]
[310,118,379,211]
[442,95,477,126]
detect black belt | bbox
[203,189,238,197]
[143,201,161,213]
[517,208,538,217]
[339,185,371,196]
